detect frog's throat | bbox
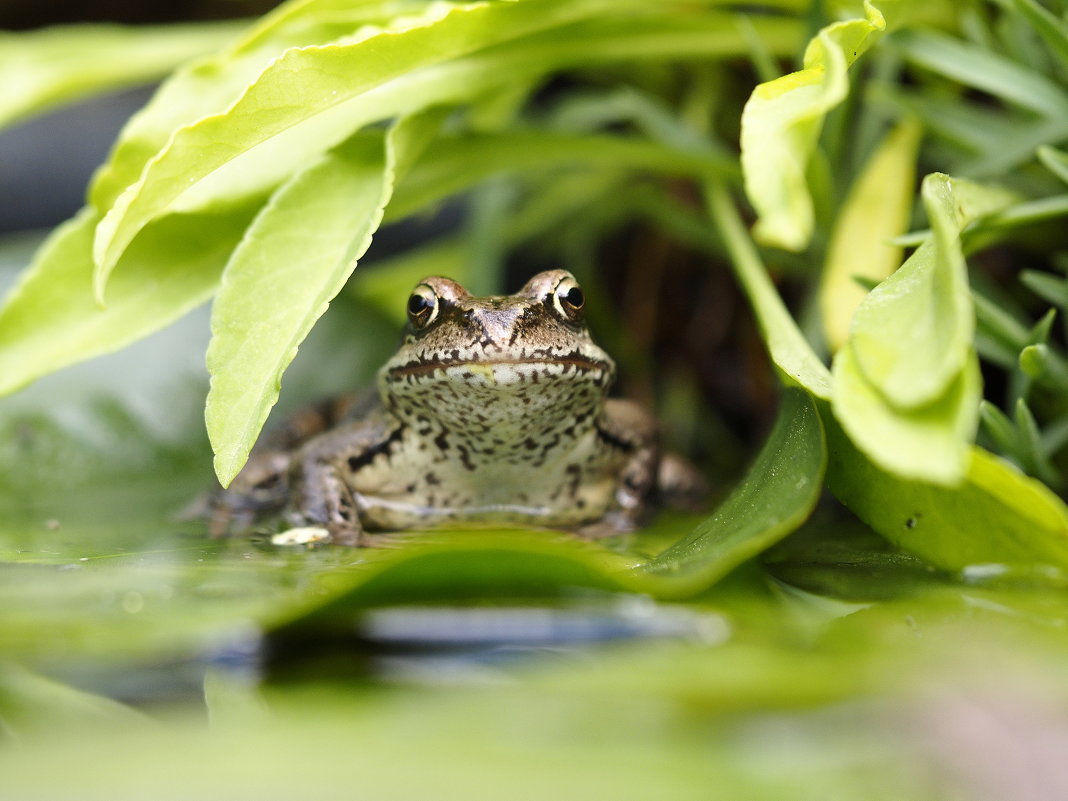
[384,355,609,380]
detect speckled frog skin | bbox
[213,270,697,546]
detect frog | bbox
[209,269,704,545]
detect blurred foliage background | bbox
[3,1,1068,798]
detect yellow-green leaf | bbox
[819,119,922,352]
[740,1,886,251]
[0,207,253,397]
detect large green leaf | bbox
[824,406,1068,570]
[832,345,981,484]
[0,206,254,397]
[87,0,425,212]
[89,0,631,295]
[206,130,394,486]
[640,388,826,597]
[831,173,1013,484]
[740,2,886,251]
[0,22,242,131]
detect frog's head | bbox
[378,270,615,429]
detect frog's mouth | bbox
[386,354,609,379]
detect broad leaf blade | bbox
[87,0,417,211]
[640,388,826,597]
[845,173,985,407]
[824,407,1068,570]
[833,345,981,484]
[206,133,392,486]
[90,0,624,296]
[832,173,988,482]
[0,207,252,397]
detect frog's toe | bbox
[657,452,708,512]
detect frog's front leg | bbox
[591,398,660,533]
[285,412,400,546]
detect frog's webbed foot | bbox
[206,449,292,538]
[285,414,399,547]
[284,463,366,547]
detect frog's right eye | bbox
[407,284,439,329]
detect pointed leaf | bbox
[87,0,419,212]
[891,29,1068,118]
[206,134,390,486]
[640,388,826,597]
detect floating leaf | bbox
[740,2,886,251]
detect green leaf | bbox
[1013,398,1060,486]
[1037,144,1068,185]
[1020,343,1068,392]
[1010,0,1068,71]
[834,345,982,483]
[205,132,393,486]
[387,131,733,222]
[0,206,253,398]
[640,388,826,597]
[1020,268,1068,309]
[979,400,1019,459]
[704,182,833,399]
[832,174,992,483]
[891,29,1068,118]
[87,0,424,212]
[847,175,979,398]
[824,405,1068,570]
[89,0,630,298]
[0,22,242,131]
[819,118,922,352]
[740,2,886,251]
[206,107,447,486]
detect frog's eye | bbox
[406,284,439,329]
[551,276,585,322]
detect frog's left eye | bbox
[551,276,585,322]
[407,284,439,330]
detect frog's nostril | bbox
[470,308,519,344]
